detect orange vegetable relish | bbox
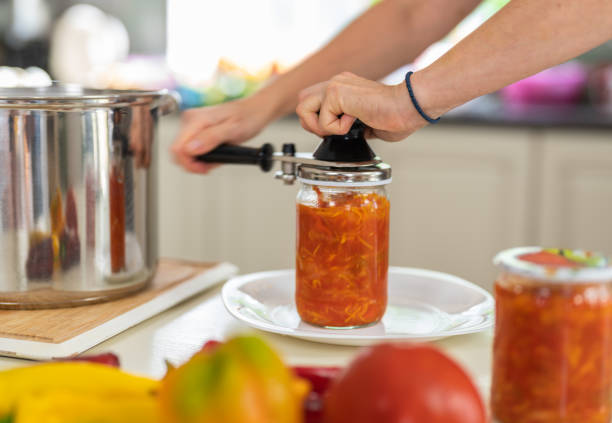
[492,248,612,423]
[296,186,389,328]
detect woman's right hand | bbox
[171,95,275,174]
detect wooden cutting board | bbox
[0,258,238,360]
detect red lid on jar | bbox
[494,246,612,283]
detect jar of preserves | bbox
[492,247,612,423]
[196,119,392,327]
[295,164,391,328]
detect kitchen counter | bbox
[442,95,612,130]
[0,285,494,397]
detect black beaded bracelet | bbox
[405,71,440,124]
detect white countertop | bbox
[0,286,494,397]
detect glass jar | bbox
[295,164,391,328]
[491,247,612,423]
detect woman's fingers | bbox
[296,72,427,141]
[297,74,360,136]
[172,115,218,156]
[170,106,232,173]
[297,80,354,136]
[318,88,355,135]
[173,120,238,174]
[171,96,274,174]
[181,160,215,175]
[339,113,356,134]
[296,89,326,137]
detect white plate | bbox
[222,267,494,346]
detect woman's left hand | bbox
[296,72,428,141]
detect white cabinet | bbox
[537,130,612,254]
[157,116,612,292]
[374,126,533,289]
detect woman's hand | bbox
[296,72,429,141]
[171,95,276,174]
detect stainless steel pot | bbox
[0,84,178,309]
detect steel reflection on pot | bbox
[0,84,177,309]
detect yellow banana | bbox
[14,390,160,423]
[0,362,158,417]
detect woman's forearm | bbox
[414,0,612,118]
[260,0,480,119]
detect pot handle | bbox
[156,91,181,116]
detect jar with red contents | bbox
[196,119,392,328]
[295,165,391,329]
[491,247,612,423]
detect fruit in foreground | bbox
[0,361,158,422]
[323,343,487,423]
[13,391,159,423]
[160,335,309,423]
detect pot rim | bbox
[0,82,178,111]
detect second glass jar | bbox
[295,181,390,328]
[492,247,612,423]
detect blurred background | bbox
[2,0,612,290]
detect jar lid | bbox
[494,246,612,283]
[297,162,392,187]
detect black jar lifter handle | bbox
[195,119,371,171]
[195,143,275,172]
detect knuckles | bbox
[298,88,310,102]
[333,71,356,80]
[325,82,340,96]
[295,103,306,118]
